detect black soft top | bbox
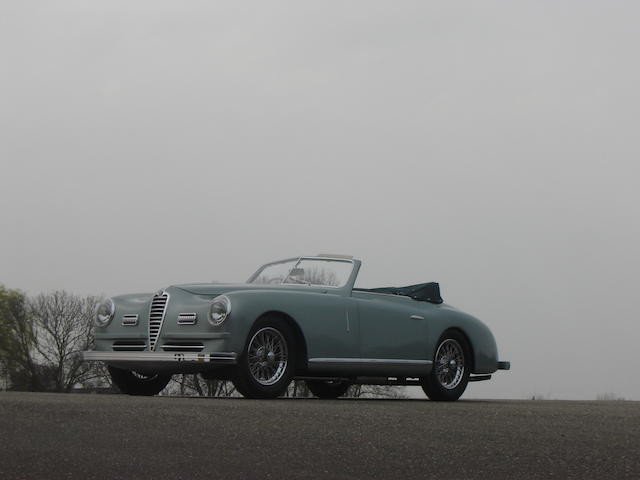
[355,282,443,304]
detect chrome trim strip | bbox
[308,358,432,366]
[410,315,425,320]
[81,351,237,364]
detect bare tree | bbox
[596,392,626,401]
[165,374,237,397]
[0,285,42,390]
[28,291,102,392]
[284,380,312,398]
[348,384,408,399]
[164,376,406,399]
[285,381,407,399]
[292,267,340,287]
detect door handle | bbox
[410,315,425,320]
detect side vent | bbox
[177,313,197,325]
[122,314,139,326]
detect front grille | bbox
[148,292,169,351]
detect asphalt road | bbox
[0,392,639,480]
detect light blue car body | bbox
[86,257,505,379]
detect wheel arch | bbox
[438,327,476,373]
[254,310,309,373]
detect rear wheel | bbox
[421,331,471,401]
[232,316,296,399]
[306,379,351,399]
[108,366,171,396]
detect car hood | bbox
[172,283,328,296]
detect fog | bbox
[2,1,639,400]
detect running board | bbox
[294,376,351,382]
[294,376,423,386]
[355,376,423,386]
[295,375,494,385]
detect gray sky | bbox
[2,1,639,400]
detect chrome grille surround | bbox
[148,292,169,351]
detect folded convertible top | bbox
[364,282,443,304]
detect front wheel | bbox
[232,316,296,399]
[306,379,351,399]
[421,331,471,402]
[108,366,172,396]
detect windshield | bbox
[248,258,353,287]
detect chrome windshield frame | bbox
[247,256,356,289]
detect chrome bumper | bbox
[81,351,237,365]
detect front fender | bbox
[223,289,354,359]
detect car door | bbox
[294,292,360,359]
[291,291,361,375]
[352,290,430,375]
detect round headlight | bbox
[95,298,115,327]
[209,295,231,326]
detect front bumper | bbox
[81,351,237,372]
[82,351,237,363]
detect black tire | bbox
[306,379,351,399]
[232,315,297,399]
[108,366,172,396]
[421,331,471,402]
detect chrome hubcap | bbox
[248,327,288,386]
[435,339,465,390]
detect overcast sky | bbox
[1,1,639,400]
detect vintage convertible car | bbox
[82,255,510,401]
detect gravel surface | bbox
[0,392,639,479]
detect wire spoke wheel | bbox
[233,316,296,399]
[434,339,465,390]
[247,327,288,386]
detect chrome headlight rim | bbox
[95,298,115,327]
[209,295,231,326]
